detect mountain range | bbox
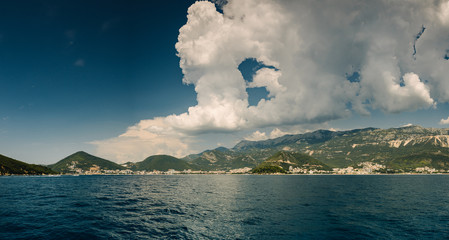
[3,125,449,174]
[247,125,447,165]
[182,125,449,172]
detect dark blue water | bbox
[1,175,449,239]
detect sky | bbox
[1,0,449,164]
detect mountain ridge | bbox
[187,125,449,170]
[0,154,57,175]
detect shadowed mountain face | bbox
[132,155,194,171]
[386,152,449,171]
[252,151,332,174]
[234,129,348,151]
[0,154,56,175]
[48,151,125,173]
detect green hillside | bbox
[0,154,57,175]
[301,126,449,167]
[5,125,449,174]
[187,148,273,171]
[48,151,125,173]
[252,151,331,173]
[135,155,193,171]
[386,152,449,171]
[224,125,449,169]
[252,164,286,174]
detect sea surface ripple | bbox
[1,175,449,239]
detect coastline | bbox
[3,172,449,177]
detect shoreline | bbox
[2,172,449,177]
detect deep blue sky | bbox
[0,0,198,163]
[1,0,448,164]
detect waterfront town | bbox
[65,161,441,175]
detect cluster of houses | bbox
[68,166,253,175]
[332,162,385,175]
[66,162,442,175]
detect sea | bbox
[1,175,449,239]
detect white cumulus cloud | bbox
[244,131,268,141]
[440,117,449,125]
[248,68,285,98]
[244,128,293,141]
[90,118,194,163]
[93,0,449,163]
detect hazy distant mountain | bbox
[234,129,357,151]
[133,155,193,171]
[0,154,56,175]
[48,151,125,173]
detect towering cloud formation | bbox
[93,0,449,163]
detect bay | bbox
[1,175,449,239]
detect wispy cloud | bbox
[101,18,121,33]
[74,59,85,67]
[245,128,297,141]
